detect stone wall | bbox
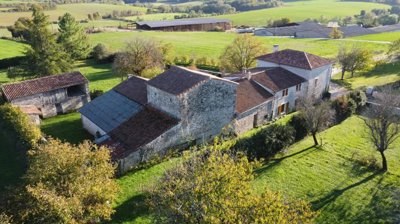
[147,85,181,119]
[234,100,273,134]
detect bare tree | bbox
[297,97,334,146]
[112,37,169,80]
[363,87,400,172]
[219,34,267,73]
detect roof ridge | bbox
[176,66,238,85]
[2,71,84,87]
[303,51,313,70]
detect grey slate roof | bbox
[79,90,143,133]
[136,18,231,28]
[370,24,400,33]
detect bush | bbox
[322,91,331,100]
[349,90,367,113]
[0,104,41,149]
[235,124,295,160]
[288,114,308,141]
[90,89,104,100]
[92,43,114,63]
[332,95,356,123]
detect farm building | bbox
[1,71,90,119]
[135,18,232,31]
[79,47,333,173]
[254,21,375,38]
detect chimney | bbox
[273,44,279,53]
[246,71,252,80]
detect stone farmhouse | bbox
[1,71,90,123]
[79,48,333,173]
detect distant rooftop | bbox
[2,71,87,101]
[135,18,231,28]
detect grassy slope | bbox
[0,3,147,26]
[0,39,25,59]
[216,0,390,26]
[350,31,400,42]
[125,13,184,21]
[113,116,400,224]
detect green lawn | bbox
[126,13,185,22]
[89,31,389,59]
[216,0,390,26]
[41,112,92,144]
[0,3,147,26]
[350,31,400,42]
[332,61,400,89]
[0,39,25,59]
[112,116,400,223]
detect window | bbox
[277,103,289,115]
[282,89,288,97]
[296,84,301,92]
[314,78,319,86]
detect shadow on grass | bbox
[331,78,352,89]
[110,194,151,223]
[312,171,381,210]
[363,61,400,78]
[255,145,316,175]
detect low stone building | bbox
[79,48,333,172]
[1,71,90,119]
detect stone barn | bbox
[1,71,90,118]
[135,18,232,31]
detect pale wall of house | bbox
[256,60,332,98]
[81,115,106,137]
[147,85,181,119]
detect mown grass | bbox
[332,61,400,89]
[0,39,25,59]
[125,13,184,22]
[350,31,400,42]
[0,3,147,26]
[112,116,400,223]
[216,0,390,26]
[89,31,389,59]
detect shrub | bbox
[288,114,308,141]
[90,89,104,100]
[332,95,356,123]
[322,91,331,100]
[0,104,41,149]
[349,90,367,113]
[92,43,111,63]
[235,124,295,160]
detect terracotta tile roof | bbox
[148,66,236,96]
[235,78,273,114]
[256,49,332,70]
[114,75,148,105]
[108,107,179,157]
[16,105,42,115]
[1,71,87,101]
[251,67,306,92]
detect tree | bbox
[24,7,71,76]
[149,149,316,223]
[388,38,400,60]
[219,34,267,73]
[329,27,343,39]
[4,139,118,223]
[337,45,372,79]
[112,37,168,79]
[363,88,400,172]
[7,17,31,40]
[58,13,91,60]
[297,98,334,146]
[92,43,110,62]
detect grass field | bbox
[89,31,390,59]
[350,31,400,42]
[126,13,184,22]
[216,0,390,26]
[111,116,400,223]
[0,39,25,59]
[332,61,400,89]
[0,3,147,26]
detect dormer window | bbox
[282,89,288,97]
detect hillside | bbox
[216,0,391,26]
[112,116,400,223]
